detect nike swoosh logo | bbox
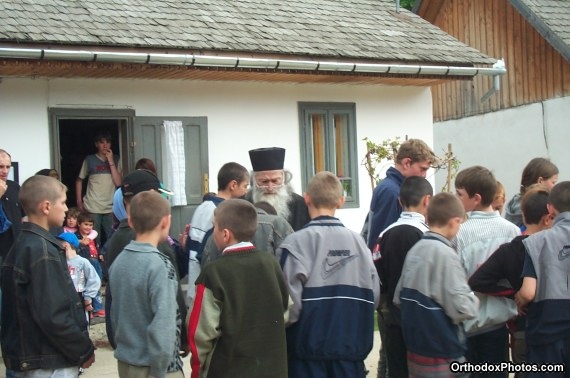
[321,255,358,280]
[558,246,570,261]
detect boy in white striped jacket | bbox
[453,166,520,376]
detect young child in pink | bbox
[65,207,98,239]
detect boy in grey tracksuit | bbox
[395,193,479,377]
[516,181,570,375]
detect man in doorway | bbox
[246,147,310,231]
[75,132,122,245]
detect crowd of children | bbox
[2,139,570,378]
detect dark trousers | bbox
[466,326,509,378]
[526,337,570,378]
[289,358,366,378]
[385,318,408,378]
[377,301,389,378]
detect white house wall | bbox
[434,96,570,208]
[0,77,433,231]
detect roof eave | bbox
[0,46,505,84]
[509,0,570,62]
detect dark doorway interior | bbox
[58,119,121,209]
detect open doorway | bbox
[49,108,134,210]
[50,108,209,237]
[58,119,123,208]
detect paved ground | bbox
[0,283,381,377]
[0,320,381,377]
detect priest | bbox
[246,147,310,231]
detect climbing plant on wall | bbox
[362,137,460,193]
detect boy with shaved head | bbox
[1,175,95,376]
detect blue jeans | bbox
[90,212,113,245]
[87,257,104,312]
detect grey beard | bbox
[252,184,293,222]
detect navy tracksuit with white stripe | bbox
[279,216,380,378]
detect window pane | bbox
[334,114,352,199]
[311,114,326,174]
[299,102,358,208]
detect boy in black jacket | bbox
[1,175,95,375]
[376,176,432,378]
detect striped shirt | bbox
[453,211,520,335]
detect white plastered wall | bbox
[0,77,433,231]
[434,96,570,209]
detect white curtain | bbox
[162,120,187,206]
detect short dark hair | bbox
[549,181,570,213]
[215,199,257,242]
[427,192,465,227]
[135,158,157,174]
[77,211,94,225]
[203,192,217,202]
[66,207,81,220]
[454,166,497,207]
[94,132,112,143]
[19,176,67,216]
[129,191,171,233]
[399,176,433,208]
[217,162,249,191]
[521,185,550,225]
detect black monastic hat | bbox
[248,147,286,172]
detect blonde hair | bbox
[306,171,342,209]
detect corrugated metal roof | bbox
[0,0,495,65]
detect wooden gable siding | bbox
[429,0,570,121]
[0,58,462,86]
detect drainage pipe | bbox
[0,47,507,78]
